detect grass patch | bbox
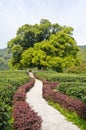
[48,100,86,130]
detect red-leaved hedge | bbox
[13,78,35,103]
[42,80,86,119]
[13,101,42,130]
[13,77,42,130]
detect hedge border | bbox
[12,77,42,130]
[42,80,86,119]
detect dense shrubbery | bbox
[35,70,86,82]
[13,101,41,130]
[0,101,13,130]
[0,70,42,130]
[13,77,42,130]
[13,78,35,104]
[57,82,86,103]
[45,74,86,82]
[35,71,86,119]
[42,80,86,119]
[13,78,34,103]
[13,101,42,130]
[0,48,10,70]
[66,64,86,74]
[0,70,29,130]
[35,71,86,103]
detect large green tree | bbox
[21,29,79,71]
[8,19,61,50]
[8,19,79,71]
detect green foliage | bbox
[8,45,23,69]
[0,57,4,68]
[21,30,79,71]
[7,19,79,71]
[35,70,86,82]
[0,48,11,70]
[57,82,86,103]
[66,63,86,74]
[0,70,29,130]
[35,70,86,103]
[0,102,14,130]
[36,70,86,129]
[78,46,86,63]
[48,101,86,130]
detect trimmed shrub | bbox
[57,82,86,103]
[13,101,42,130]
[66,64,86,74]
[42,80,86,119]
[13,77,42,130]
[13,78,35,103]
[0,70,29,130]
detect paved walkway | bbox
[26,73,80,130]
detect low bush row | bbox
[42,80,86,119]
[13,101,42,130]
[47,75,86,82]
[0,71,29,130]
[66,64,86,74]
[13,78,35,103]
[13,77,42,130]
[35,71,86,82]
[57,82,86,103]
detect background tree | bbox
[8,19,61,50]
[21,27,79,71]
[8,19,79,71]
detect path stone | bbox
[26,76,80,130]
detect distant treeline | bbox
[0,48,11,70]
[78,45,86,63]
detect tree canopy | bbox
[7,19,80,71]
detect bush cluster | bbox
[66,64,86,74]
[47,75,86,82]
[57,82,86,103]
[13,78,35,103]
[35,71,86,82]
[13,101,42,130]
[13,77,42,130]
[42,80,86,119]
[0,70,29,130]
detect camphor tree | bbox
[8,19,80,71]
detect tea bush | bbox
[42,80,86,119]
[57,82,86,103]
[35,71,86,103]
[35,70,86,129]
[0,70,29,130]
[12,77,42,130]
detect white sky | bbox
[0,0,86,48]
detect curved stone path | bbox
[26,73,80,130]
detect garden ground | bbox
[26,73,80,130]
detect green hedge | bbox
[0,70,29,130]
[46,74,86,82]
[35,71,86,103]
[57,82,86,103]
[36,71,86,82]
